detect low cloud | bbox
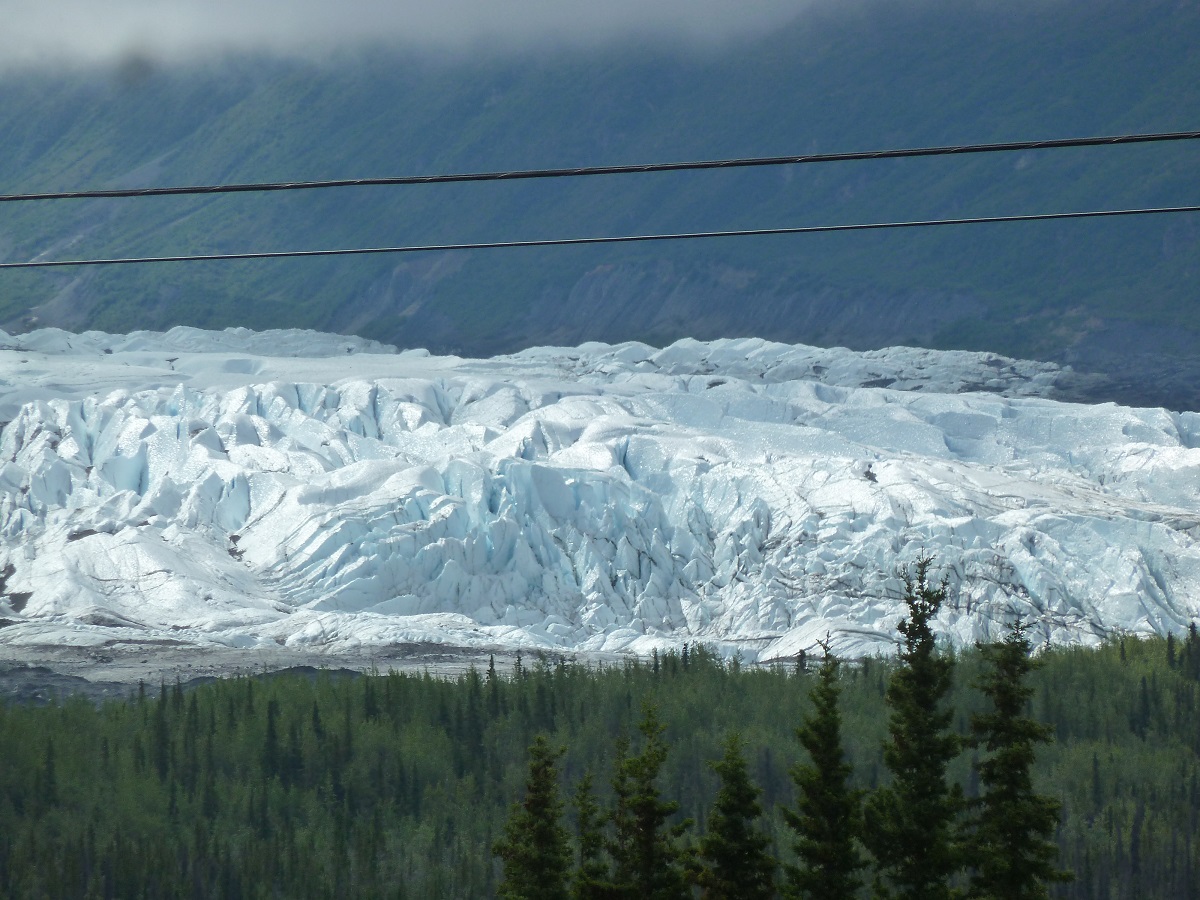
[1,0,813,67]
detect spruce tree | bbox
[609,705,691,900]
[784,648,864,900]
[967,621,1070,899]
[494,735,572,900]
[863,556,963,900]
[487,653,504,719]
[572,771,613,900]
[696,731,777,900]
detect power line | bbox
[3,204,1197,270]
[1,130,1198,204]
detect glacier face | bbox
[1,326,1199,661]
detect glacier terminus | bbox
[1,326,1198,669]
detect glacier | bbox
[1,325,1198,664]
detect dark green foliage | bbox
[1179,624,1200,682]
[495,735,572,900]
[0,634,1197,898]
[784,652,864,900]
[38,737,56,807]
[571,771,612,900]
[609,705,692,900]
[864,558,963,899]
[696,732,778,900]
[967,622,1070,899]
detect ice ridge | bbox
[1,330,1197,661]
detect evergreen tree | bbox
[262,698,280,780]
[695,731,777,900]
[967,621,1070,899]
[494,735,573,900]
[1186,624,1200,681]
[152,683,170,781]
[487,653,502,717]
[863,556,963,900]
[462,667,485,762]
[572,771,613,900]
[609,705,691,900]
[783,648,865,900]
[40,736,57,806]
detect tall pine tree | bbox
[784,646,865,900]
[967,620,1070,899]
[695,731,777,900]
[609,705,691,900]
[864,556,963,900]
[572,771,613,900]
[494,735,573,900]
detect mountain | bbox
[0,0,1198,407]
[2,327,1198,661]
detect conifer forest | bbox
[3,607,1200,897]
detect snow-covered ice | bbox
[1,326,1198,662]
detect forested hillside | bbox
[1,0,1198,407]
[1,634,1198,898]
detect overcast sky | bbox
[0,0,815,67]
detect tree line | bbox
[1,563,1199,896]
[494,557,1068,899]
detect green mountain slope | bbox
[0,0,1198,406]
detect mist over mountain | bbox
[0,0,810,65]
[0,0,1197,408]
